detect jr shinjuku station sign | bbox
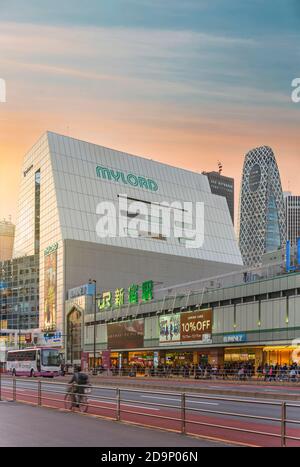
[97,280,154,310]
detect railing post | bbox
[181,393,186,434]
[13,377,16,402]
[38,380,42,406]
[281,402,287,447]
[116,388,121,421]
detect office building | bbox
[238,146,286,268]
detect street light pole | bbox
[89,279,97,376]
[70,322,73,367]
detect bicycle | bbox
[64,383,92,413]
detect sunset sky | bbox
[0,0,299,226]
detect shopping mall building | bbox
[73,253,300,371]
[12,132,243,355]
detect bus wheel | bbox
[12,369,16,377]
[30,370,34,378]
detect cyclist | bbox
[68,366,90,407]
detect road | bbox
[79,375,300,398]
[0,402,229,447]
[1,377,300,447]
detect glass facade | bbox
[34,170,41,255]
[238,146,286,268]
[265,192,281,252]
[0,255,39,330]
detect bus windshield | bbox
[41,349,61,367]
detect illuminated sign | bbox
[96,166,158,192]
[97,280,154,310]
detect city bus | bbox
[6,348,61,377]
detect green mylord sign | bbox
[96,166,158,192]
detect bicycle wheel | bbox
[64,393,74,411]
[79,395,88,413]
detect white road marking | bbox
[141,395,179,402]
[89,399,159,411]
[141,395,218,406]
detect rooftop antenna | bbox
[218,161,223,175]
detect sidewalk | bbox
[0,402,231,447]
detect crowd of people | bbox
[257,363,300,382]
[108,361,300,382]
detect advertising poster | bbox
[180,309,212,343]
[159,314,181,343]
[107,319,144,349]
[159,309,212,345]
[44,251,57,330]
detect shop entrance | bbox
[199,354,209,365]
[128,352,154,376]
[165,351,194,367]
[263,346,295,366]
[224,347,263,375]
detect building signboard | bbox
[159,309,212,345]
[180,309,212,343]
[68,283,95,300]
[97,280,154,310]
[107,319,144,350]
[223,333,247,344]
[96,166,158,192]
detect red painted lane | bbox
[1,387,300,447]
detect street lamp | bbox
[89,279,97,375]
[70,322,74,367]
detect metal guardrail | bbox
[1,374,300,447]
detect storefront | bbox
[224,347,263,368]
[128,351,154,368]
[262,346,300,366]
[164,351,194,366]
